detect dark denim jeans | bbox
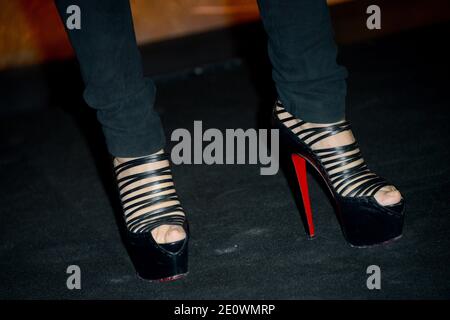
[55,0,347,158]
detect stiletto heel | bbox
[274,101,404,247]
[114,152,189,281]
[291,153,315,238]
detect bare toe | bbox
[151,225,186,244]
[374,187,402,206]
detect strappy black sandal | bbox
[114,152,189,281]
[273,101,404,247]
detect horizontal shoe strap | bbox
[122,185,176,210]
[114,153,168,175]
[328,162,368,181]
[362,181,388,197]
[333,168,372,190]
[120,177,174,199]
[323,152,363,173]
[135,215,186,234]
[321,150,362,167]
[115,153,185,234]
[315,142,360,158]
[127,204,184,226]
[347,176,387,197]
[338,173,379,196]
[301,123,351,148]
[127,205,185,233]
[280,115,297,122]
[124,193,179,218]
[288,120,307,131]
[117,166,170,187]
[275,102,392,199]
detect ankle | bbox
[276,104,346,127]
[114,149,165,166]
[301,119,346,128]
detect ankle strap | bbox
[114,152,169,176]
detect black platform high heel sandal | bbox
[114,152,189,281]
[273,101,404,247]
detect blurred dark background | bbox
[0,0,450,299]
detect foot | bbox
[277,106,402,206]
[114,150,186,244]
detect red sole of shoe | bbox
[291,153,315,238]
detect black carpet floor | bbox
[1,22,449,299]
